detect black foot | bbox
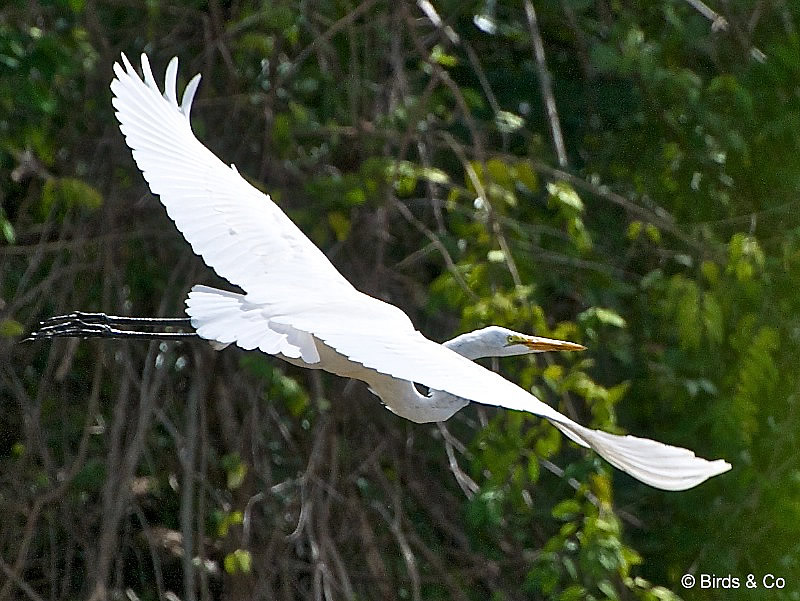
[25,312,196,341]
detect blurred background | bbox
[1,1,798,599]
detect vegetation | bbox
[1,1,798,599]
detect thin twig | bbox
[686,0,767,61]
[437,423,479,498]
[524,0,568,168]
[683,0,730,31]
[392,199,479,301]
[440,132,523,286]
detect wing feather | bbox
[111,54,354,300]
[115,54,730,491]
[269,296,731,491]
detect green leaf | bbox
[732,325,779,442]
[644,223,661,244]
[527,455,540,483]
[345,187,366,205]
[578,307,627,329]
[727,233,765,282]
[0,209,15,243]
[525,553,560,594]
[513,161,538,193]
[495,110,525,133]
[559,584,586,601]
[71,458,106,493]
[0,319,24,337]
[595,308,626,328]
[11,442,24,458]
[534,423,561,457]
[221,453,248,490]
[39,177,103,221]
[387,160,418,196]
[223,553,236,574]
[328,211,351,241]
[562,556,578,580]
[552,499,581,520]
[234,549,252,573]
[272,113,291,153]
[486,158,513,190]
[598,579,619,599]
[466,488,505,529]
[626,220,642,240]
[487,249,505,263]
[700,260,719,284]
[418,166,449,185]
[216,510,244,537]
[547,181,584,211]
[431,44,458,67]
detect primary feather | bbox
[111,54,731,491]
[111,54,353,300]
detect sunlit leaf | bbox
[0,319,23,337]
[578,307,627,329]
[552,499,581,520]
[495,110,525,133]
[547,181,584,211]
[430,44,458,67]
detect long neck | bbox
[361,331,481,423]
[366,375,468,423]
[442,330,490,360]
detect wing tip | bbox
[110,52,201,123]
[556,421,731,491]
[164,56,179,106]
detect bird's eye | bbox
[506,335,514,343]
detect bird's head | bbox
[476,326,586,357]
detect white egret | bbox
[30,54,730,490]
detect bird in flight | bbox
[29,54,730,491]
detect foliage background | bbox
[1,0,798,599]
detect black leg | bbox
[25,312,197,342]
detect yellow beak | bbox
[513,336,586,352]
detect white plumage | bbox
[110,54,731,491]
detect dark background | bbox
[2,1,798,599]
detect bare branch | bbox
[524,0,568,168]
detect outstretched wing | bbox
[114,54,730,491]
[269,303,731,491]
[110,54,354,299]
